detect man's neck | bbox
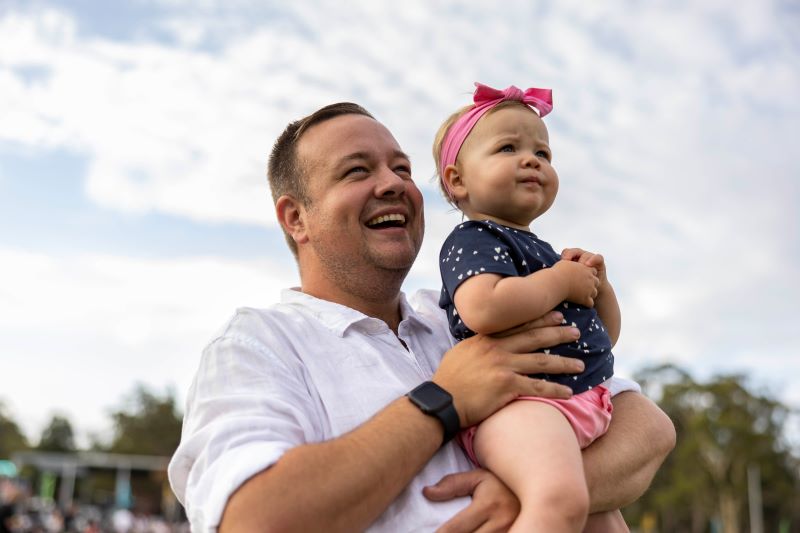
[300,271,406,333]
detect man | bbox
[168,103,675,532]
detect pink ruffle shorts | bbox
[459,385,613,467]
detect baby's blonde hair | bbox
[432,100,537,207]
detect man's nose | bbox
[374,167,406,197]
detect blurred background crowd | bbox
[1,387,188,533]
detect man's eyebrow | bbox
[393,149,411,162]
[338,150,411,163]
[340,152,369,162]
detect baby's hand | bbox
[553,259,600,308]
[561,248,608,287]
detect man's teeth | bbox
[366,214,406,226]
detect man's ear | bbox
[276,195,309,246]
[443,164,468,203]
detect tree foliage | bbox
[104,385,183,457]
[37,414,77,452]
[624,364,800,533]
[0,402,28,458]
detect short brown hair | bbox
[432,100,532,207]
[267,102,374,255]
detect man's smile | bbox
[365,213,408,229]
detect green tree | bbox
[624,364,800,533]
[105,385,182,457]
[37,414,76,452]
[0,402,29,458]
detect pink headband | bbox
[439,82,553,201]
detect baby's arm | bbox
[561,248,621,346]
[454,260,599,335]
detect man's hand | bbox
[423,469,519,533]
[552,259,600,308]
[432,311,585,428]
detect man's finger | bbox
[435,507,487,533]
[496,325,581,354]
[428,471,493,533]
[509,352,583,374]
[492,311,565,338]
[515,374,574,399]
[426,471,488,533]
[423,471,481,501]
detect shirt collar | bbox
[281,288,434,337]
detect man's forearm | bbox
[583,391,675,513]
[220,397,443,533]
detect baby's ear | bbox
[443,164,468,203]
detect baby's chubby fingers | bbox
[583,252,604,268]
[560,247,586,261]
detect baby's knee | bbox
[539,479,589,526]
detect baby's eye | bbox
[499,144,515,153]
[536,150,552,161]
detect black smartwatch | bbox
[406,381,460,446]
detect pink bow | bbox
[439,82,554,201]
[473,83,552,118]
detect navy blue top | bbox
[438,220,614,393]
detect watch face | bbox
[413,383,451,411]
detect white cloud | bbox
[1,0,799,439]
[0,248,299,444]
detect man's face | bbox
[295,114,425,278]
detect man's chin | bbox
[368,248,419,272]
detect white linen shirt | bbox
[168,288,640,532]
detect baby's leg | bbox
[584,510,630,533]
[473,400,588,533]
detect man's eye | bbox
[395,165,412,177]
[500,144,514,153]
[346,166,368,176]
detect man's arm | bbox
[219,313,584,533]
[584,391,676,512]
[221,397,445,532]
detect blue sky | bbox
[1,0,798,447]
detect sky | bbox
[1,0,798,449]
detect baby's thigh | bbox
[473,399,586,500]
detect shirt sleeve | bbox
[439,223,521,300]
[606,375,642,396]
[168,328,321,533]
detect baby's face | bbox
[454,105,559,230]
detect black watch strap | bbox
[406,381,460,446]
